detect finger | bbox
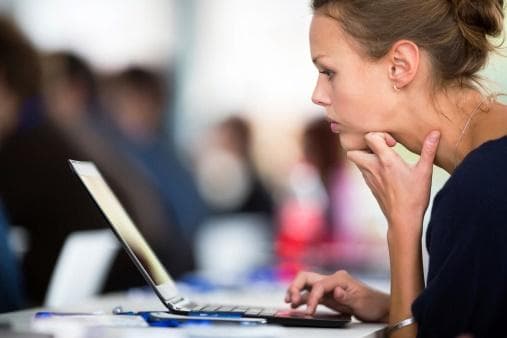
[383,133,398,147]
[286,272,321,305]
[346,150,377,171]
[321,297,353,315]
[318,288,354,314]
[290,292,309,309]
[291,291,353,314]
[305,271,355,315]
[330,270,354,292]
[305,277,345,315]
[416,130,440,174]
[360,169,378,191]
[364,132,398,164]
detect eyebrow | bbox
[312,54,327,64]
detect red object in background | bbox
[275,200,325,280]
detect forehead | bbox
[310,14,362,59]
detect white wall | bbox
[12,0,176,71]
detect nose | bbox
[311,79,330,107]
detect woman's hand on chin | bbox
[346,130,440,237]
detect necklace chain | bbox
[453,94,492,169]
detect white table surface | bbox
[0,283,387,338]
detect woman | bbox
[285,0,506,337]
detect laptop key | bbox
[202,305,220,312]
[232,306,249,312]
[259,309,278,317]
[168,296,185,304]
[177,303,201,312]
[216,306,235,312]
[190,305,207,311]
[244,308,264,316]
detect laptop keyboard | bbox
[167,296,278,317]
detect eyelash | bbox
[319,69,334,79]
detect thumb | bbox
[417,131,440,172]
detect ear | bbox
[387,40,420,90]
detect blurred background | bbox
[0,0,505,313]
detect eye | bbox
[319,69,335,79]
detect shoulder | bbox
[434,135,507,224]
[453,135,507,193]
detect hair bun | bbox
[451,0,504,37]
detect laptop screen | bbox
[69,160,172,287]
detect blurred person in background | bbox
[0,46,195,305]
[100,66,208,240]
[0,14,37,312]
[276,117,350,277]
[195,115,274,217]
[41,51,99,131]
[302,116,349,248]
[193,115,275,281]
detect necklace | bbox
[453,94,492,169]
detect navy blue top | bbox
[412,135,507,337]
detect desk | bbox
[0,286,386,338]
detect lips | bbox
[330,122,341,133]
[327,117,341,133]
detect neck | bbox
[392,88,507,174]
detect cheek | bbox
[331,73,368,115]
[332,89,372,130]
[332,83,392,133]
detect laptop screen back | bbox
[69,160,178,298]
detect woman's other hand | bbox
[285,270,390,323]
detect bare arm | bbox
[387,225,424,337]
[347,131,440,337]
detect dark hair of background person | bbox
[0,15,42,136]
[43,51,98,110]
[303,117,346,188]
[312,0,504,89]
[114,66,168,109]
[220,115,252,158]
[0,15,40,101]
[204,115,274,216]
[104,66,172,139]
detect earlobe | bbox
[387,40,420,90]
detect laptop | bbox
[69,160,351,328]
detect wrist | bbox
[387,218,423,244]
[387,210,424,229]
[374,290,391,323]
[387,229,422,246]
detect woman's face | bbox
[310,14,396,152]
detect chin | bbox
[338,133,368,152]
